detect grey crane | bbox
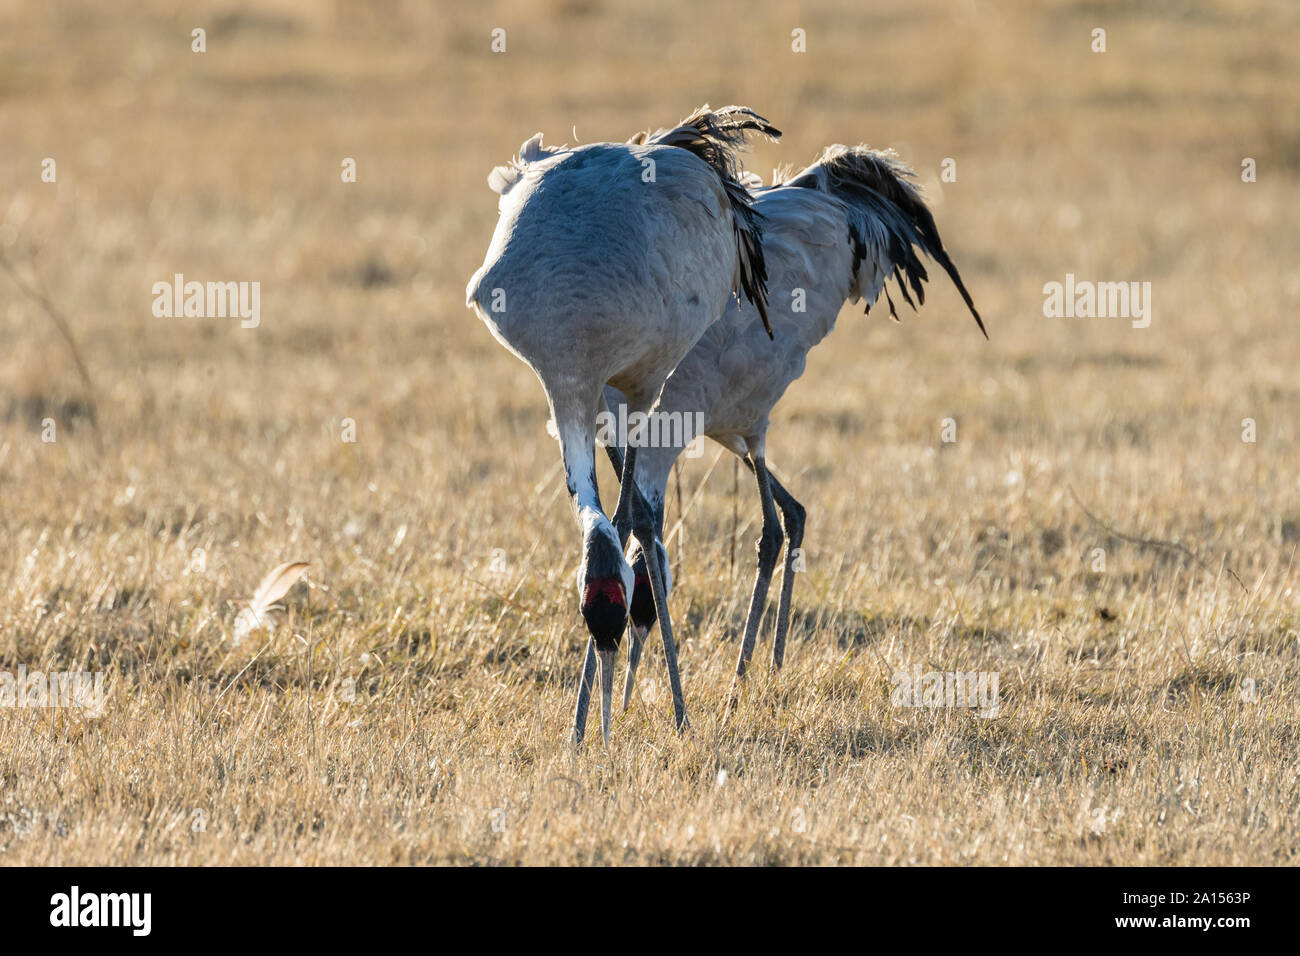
[604,144,985,714]
[466,106,780,743]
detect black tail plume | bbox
[784,145,986,339]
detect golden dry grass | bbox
[1,0,1298,864]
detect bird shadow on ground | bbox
[694,605,930,654]
[784,606,1018,653]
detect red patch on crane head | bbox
[582,579,626,610]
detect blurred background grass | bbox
[4,0,1297,595]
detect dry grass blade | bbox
[0,249,101,438]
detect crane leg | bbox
[766,472,805,672]
[626,459,687,733]
[622,616,646,711]
[603,442,625,482]
[604,401,683,730]
[610,445,638,550]
[639,526,687,732]
[571,637,598,746]
[726,454,782,719]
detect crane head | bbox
[578,518,634,741]
[626,538,672,642]
[581,578,628,653]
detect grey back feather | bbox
[485,106,784,336]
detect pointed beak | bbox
[597,646,616,742]
[622,623,649,711]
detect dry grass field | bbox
[1,0,1298,865]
